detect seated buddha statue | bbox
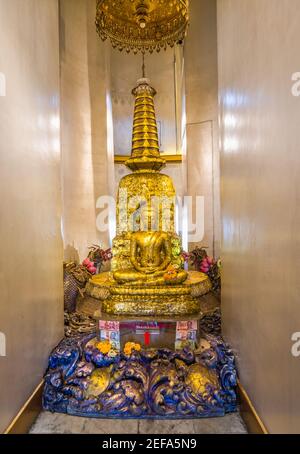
[113,230,187,286]
[86,78,212,315]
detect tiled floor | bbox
[29,411,247,434]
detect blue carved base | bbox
[43,331,237,419]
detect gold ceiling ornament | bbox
[95,0,189,54]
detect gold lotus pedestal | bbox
[86,271,211,317]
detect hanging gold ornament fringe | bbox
[95,0,189,54]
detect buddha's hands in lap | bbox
[147,269,165,277]
[140,267,158,275]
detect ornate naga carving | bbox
[43,333,237,418]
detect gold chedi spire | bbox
[125,78,166,172]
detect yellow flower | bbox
[124,346,132,356]
[124,342,141,355]
[96,340,112,355]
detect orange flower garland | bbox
[163,264,180,282]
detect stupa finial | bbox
[125,77,166,172]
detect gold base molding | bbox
[4,381,43,434]
[101,294,202,316]
[114,154,182,164]
[86,271,212,316]
[237,381,268,434]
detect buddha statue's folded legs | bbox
[113,268,188,286]
[113,269,150,285]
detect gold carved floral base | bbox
[85,271,212,316]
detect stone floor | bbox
[29,411,247,434]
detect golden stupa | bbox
[86,77,211,316]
